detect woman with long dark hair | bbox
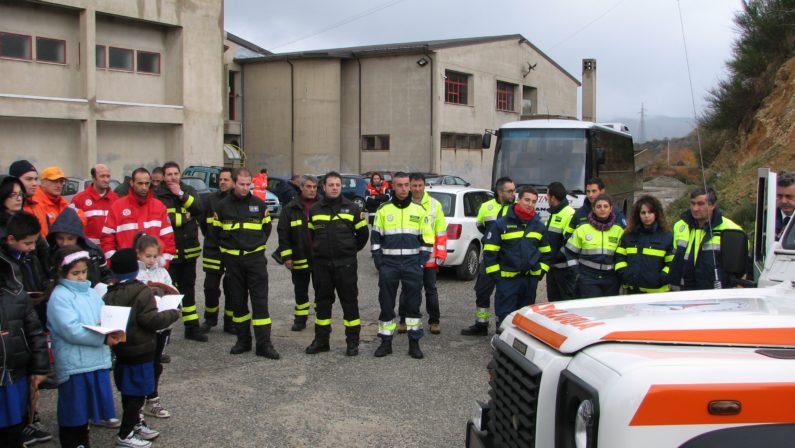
[615,195,674,294]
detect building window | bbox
[228,71,237,120]
[362,135,390,151]
[441,132,482,150]
[108,47,133,71]
[36,37,66,64]
[445,71,469,105]
[96,45,106,68]
[0,32,32,61]
[137,50,160,75]
[496,81,516,112]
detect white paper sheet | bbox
[83,305,130,335]
[155,295,184,312]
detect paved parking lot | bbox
[37,228,552,447]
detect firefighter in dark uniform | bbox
[305,172,369,356]
[544,182,577,301]
[461,177,515,336]
[198,167,234,333]
[155,161,206,342]
[371,172,434,359]
[276,175,319,332]
[564,177,627,236]
[212,168,279,359]
[482,186,552,328]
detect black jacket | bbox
[103,280,180,364]
[309,195,369,266]
[46,207,112,286]
[213,192,272,254]
[199,190,229,261]
[277,196,317,269]
[0,209,51,279]
[615,223,674,292]
[0,251,50,381]
[154,182,203,263]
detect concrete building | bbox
[238,34,580,187]
[0,0,224,178]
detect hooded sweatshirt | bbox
[47,207,112,286]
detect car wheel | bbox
[353,196,366,210]
[455,243,480,281]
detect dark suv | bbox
[182,165,222,191]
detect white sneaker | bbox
[143,397,171,418]
[116,432,152,448]
[134,420,160,441]
[91,418,121,428]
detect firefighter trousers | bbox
[377,255,423,341]
[168,260,198,327]
[312,262,360,342]
[494,275,538,327]
[291,269,313,321]
[577,269,620,299]
[398,266,439,324]
[222,252,271,343]
[471,264,496,325]
[203,270,232,323]
[546,267,577,302]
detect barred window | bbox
[445,71,469,105]
[496,81,516,111]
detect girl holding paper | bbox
[46,245,122,448]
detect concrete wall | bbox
[97,121,180,174]
[0,117,82,174]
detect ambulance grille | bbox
[487,338,542,447]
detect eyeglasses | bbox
[7,192,22,199]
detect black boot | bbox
[460,323,489,336]
[291,316,307,332]
[305,338,330,354]
[408,339,424,359]
[345,340,359,357]
[185,324,208,342]
[230,325,252,355]
[374,338,392,357]
[254,326,280,359]
[199,317,218,333]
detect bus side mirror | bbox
[721,228,751,281]
[482,133,492,149]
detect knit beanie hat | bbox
[9,160,37,179]
[110,248,139,282]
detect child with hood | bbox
[46,207,112,286]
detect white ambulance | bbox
[466,169,795,447]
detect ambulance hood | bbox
[509,282,795,354]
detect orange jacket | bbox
[24,188,87,238]
[253,173,268,191]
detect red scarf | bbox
[513,204,536,222]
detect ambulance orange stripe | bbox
[512,313,567,349]
[630,383,795,426]
[601,328,795,346]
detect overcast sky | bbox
[225,0,742,121]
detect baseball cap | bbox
[40,166,67,181]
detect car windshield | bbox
[428,192,455,216]
[343,177,360,188]
[182,178,205,191]
[495,128,587,189]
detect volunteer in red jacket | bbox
[72,164,119,245]
[101,167,175,263]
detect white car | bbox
[427,185,493,280]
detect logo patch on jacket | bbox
[387,214,394,222]
[585,234,592,241]
[249,206,259,213]
[679,224,686,232]
[85,199,93,206]
[123,209,131,216]
[608,236,618,244]
[409,215,420,223]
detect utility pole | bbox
[638,102,647,144]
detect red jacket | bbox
[24,188,87,238]
[100,190,175,262]
[366,181,390,197]
[72,186,120,245]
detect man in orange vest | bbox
[24,166,86,238]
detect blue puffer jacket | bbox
[47,278,112,384]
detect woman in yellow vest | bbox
[565,194,624,298]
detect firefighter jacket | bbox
[669,208,742,290]
[565,214,624,275]
[71,185,120,245]
[25,188,87,238]
[476,198,510,235]
[154,183,203,263]
[564,200,627,237]
[212,191,272,256]
[418,192,447,268]
[614,223,674,293]
[482,205,552,279]
[199,190,228,271]
[100,189,176,262]
[544,199,576,269]
[371,195,434,268]
[308,194,369,266]
[277,195,318,270]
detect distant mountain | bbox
[605,115,695,143]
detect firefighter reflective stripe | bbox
[315,318,332,326]
[382,248,420,255]
[665,254,675,262]
[643,248,667,257]
[183,194,195,208]
[501,271,520,278]
[405,317,422,331]
[382,228,421,236]
[312,214,355,222]
[295,302,310,316]
[281,248,293,257]
[639,285,669,293]
[219,244,267,256]
[615,261,628,270]
[501,231,524,240]
[475,307,490,323]
[203,258,222,270]
[252,317,272,326]
[484,244,501,252]
[290,219,303,227]
[205,305,219,313]
[182,305,199,322]
[225,310,234,318]
[485,263,500,274]
[579,248,617,255]
[217,218,271,231]
[293,259,309,269]
[343,319,361,327]
[354,220,368,230]
[580,259,614,271]
[184,246,202,259]
[378,320,397,336]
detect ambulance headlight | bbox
[556,370,599,448]
[574,399,595,448]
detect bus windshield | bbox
[494,128,587,190]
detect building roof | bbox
[225,31,271,57]
[237,34,579,85]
